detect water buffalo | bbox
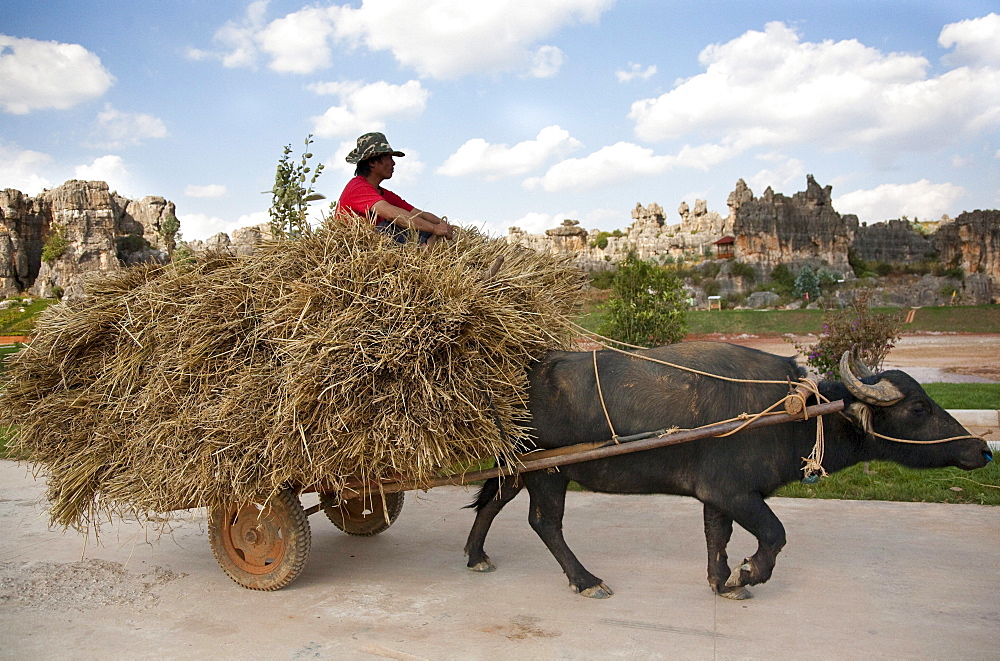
[464,342,992,599]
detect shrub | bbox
[793,266,821,300]
[729,262,756,281]
[816,267,839,287]
[589,270,615,290]
[589,229,622,250]
[769,264,795,295]
[933,263,964,280]
[848,250,875,279]
[700,262,721,279]
[601,253,687,347]
[724,292,746,308]
[269,134,326,239]
[794,289,903,380]
[160,214,181,251]
[41,225,70,265]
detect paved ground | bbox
[1,460,997,660]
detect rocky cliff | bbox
[852,219,937,264]
[0,180,177,300]
[508,175,855,276]
[506,176,999,305]
[185,224,273,257]
[729,175,858,275]
[933,210,1000,284]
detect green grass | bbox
[903,305,1000,334]
[683,304,1000,336]
[0,297,54,334]
[685,308,825,335]
[775,459,999,505]
[574,301,1000,337]
[922,383,1000,410]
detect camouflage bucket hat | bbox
[345,132,405,164]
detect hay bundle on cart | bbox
[1,220,586,530]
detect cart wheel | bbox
[319,491,404,536]
[208,489,311,591]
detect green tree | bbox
[601,253,687,347]
[268,134,326,239]
[160,213,180,253]
[769,263,795,295]
[41,225,70,265]
[794,266,821,300]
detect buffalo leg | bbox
[464,475,523,572]
[522,471,613,598]
[710,494,786,592]
[703,502,750,599]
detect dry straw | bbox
[1,220,586,530]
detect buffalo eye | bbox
[908,400,931,418]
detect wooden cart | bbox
[207,400,844,590]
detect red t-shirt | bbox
[337,176,414,223]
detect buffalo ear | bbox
[844,401,873,434]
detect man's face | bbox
[371,154,395,180]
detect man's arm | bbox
[371,200,453,238]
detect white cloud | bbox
[184,184,228,198]
[0,35,114,114]
[90,104,167,148]
[73,155,130,193]
[198,0,613,79]
[258,6,337,73]
[628,20,1000,161]
[177,213,243,241]
[438,126,582,179]
[503,211,574,235]
[524,142,674,192]
[833,180,966,223]
[176,210,271,242]
[335,0,613,79]
[939,13,1000,68]
[616,62,656,82]
[0,145,53,195]
[187,0,269,69]
[527,46,565,78]
[309,80,429,138]
[522,139,736,192]
[748,154,805,192]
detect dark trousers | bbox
[375,219,431,244]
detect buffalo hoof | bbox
[575,582,614,599]
[725,561,752,588]
[718,586,752,600]
[467,558,496,573]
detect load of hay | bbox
[1,220,586,530]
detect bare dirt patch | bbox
[689,332,1000,383]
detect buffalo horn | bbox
[847,347,875,377]
[839,351,904,406]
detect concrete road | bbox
[1,460,997,660]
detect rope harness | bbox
[575,323,983,482]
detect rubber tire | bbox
[208,489,311,591]
[320,491,405,536]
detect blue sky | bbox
[3,1,999,241]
